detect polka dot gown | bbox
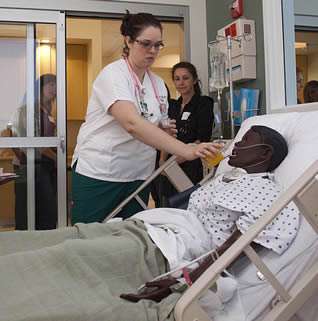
[187,174,300,255]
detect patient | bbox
[0,126,300,321]
[121,125,300,303]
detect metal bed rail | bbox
[102,154,194,223]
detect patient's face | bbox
[228,129,264,169]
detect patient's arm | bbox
[120,230,242,303]
[188,230,241,283]
[120,279,179,303]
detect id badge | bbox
[181,112,190,120]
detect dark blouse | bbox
[168,93,214,144]
[167,93,214,186]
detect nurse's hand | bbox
[120,278,178,303]
[160,119,177,137]
[185,142,224,161]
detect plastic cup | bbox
[161,115,170,128]
[202,150,225,168]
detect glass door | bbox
[0,9,66,230]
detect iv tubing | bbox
[227,35,235,139]
[137,248,219,293]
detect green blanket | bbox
[0,220,185,321]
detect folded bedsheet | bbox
[0,220,185,321]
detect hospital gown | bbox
[188,172,300,255]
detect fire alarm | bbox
[231,0,243,19]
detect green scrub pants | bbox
[70,165,150,225]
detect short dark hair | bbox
[303,80,318,103]
[120,10,163,57]
[251,125,288,172]
[172,61,202,96]
[39,73,56,91]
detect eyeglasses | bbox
[134,39,164,51]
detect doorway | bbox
[295,30,318,104]
[0,9,66,231]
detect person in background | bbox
[10,73,57,230]
[303,80,318,103]
[157,61,214,207]
[296,67,304,104]
[70,12,221,225]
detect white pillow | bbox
[216,110,318,191]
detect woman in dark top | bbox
[158,62,214,205]
[11,74,57,230]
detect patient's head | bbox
[228,125,288,173]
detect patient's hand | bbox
[120,278,178,303]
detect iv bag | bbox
[208,42,228,92]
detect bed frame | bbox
[102,111,318,321]
[104,157,318,320]
[103,156,318,321]
[103,155,210,222]
[174,159,318,321]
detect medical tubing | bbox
[204,143,271,168]
[137,235,317,291]
[234,143,273,151]
[125,57,143,98]
[148,69,166,111]
[138,241,318,290]
[233,143,274,169]
[182,267,193,286]
[137,248,219,293]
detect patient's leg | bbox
[0,219,181,321]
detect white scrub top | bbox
[72,58,168,182]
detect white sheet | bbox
[233,220,318,320]
[133,208,213,274]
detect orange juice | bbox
[202,150,225,168]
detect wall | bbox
[206,0,266,136]
[294,0,318,15]
[308,54,318,81]
[0,40,26,129]
[66,18,102,98]
[0,0,209,93]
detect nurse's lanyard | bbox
[125,57,168,123]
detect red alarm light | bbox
[231,0,243,19]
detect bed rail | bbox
[174,159,318,321]
[102,155,195,223]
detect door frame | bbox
[0,8,67,229]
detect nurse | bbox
[71,11,222,224]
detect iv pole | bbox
[208,34,246,139]
[227,35,235,139]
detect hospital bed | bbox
[105,109,318,321]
